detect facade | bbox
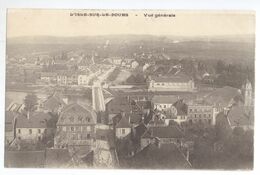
[187,100,214,125]
[16,112,53,142]
[57,72,68,85]
[152,95,179,111]
[148,74,195,92]
[115,115,131,139]
[78,73,91,85]
[40,72,57,84]
[54,103,97,149]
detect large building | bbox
[186,99,214,125]
[54,103,97,149]
[16,112,54,142]
[148,74,195,92]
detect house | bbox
[15,112,54,142]
[115,114,131,139]
[186,99,214,125]
[54,103,97,150]
[141,126,184,150]
[5,111,18,145]
[40,72,57,84]
[152,95,180,111]
[78,70,91,85]
[131,60,139,69]
[148,73,195,92]
[56,71,68,85]
[169,100,188,125]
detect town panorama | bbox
[4,11,255,170]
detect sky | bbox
[7,9,255,38]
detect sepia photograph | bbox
[4,9,255,170]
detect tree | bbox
[24,93,38,112]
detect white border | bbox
[0,1,259,175]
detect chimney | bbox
[27,111,30,120]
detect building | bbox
[170,100,188,125]
[148,74,195,92]
[5,111,18,145]
[141,126,184,150]
[15,112,54,142]
[187,99,214,125]
[119,142,191,169]
[152,95,180,111]
[115,115,131,139]
[57,71,68,85]
[40,72,57,84]
[78,71,91,85]
[54,103,97,150]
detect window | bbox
[38,129,41,134]
[208,114,211,118]
[194,114,197,118]
[18,129,21,134]
[164,105,166,108]
[87,134,91,139]
[71,127,74,132]
[29,129,32,135]
[189,109,192,113]
[122,129,125,134]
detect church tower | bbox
[243,79,253,107]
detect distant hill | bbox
[7,34,254,45]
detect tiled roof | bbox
[227,105,253,127]
[58,103,97,125]
[150,73,192,83]
[152,95,180,104]
[116,116,131,128]
[16,112,52,128]
[146,126,184,139]
[5,111,18,132]
[43,94,65,111]
[204,86,242,107]
[106,97,132,114]
[120,143,191,169]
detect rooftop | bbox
[16,112,52,128]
